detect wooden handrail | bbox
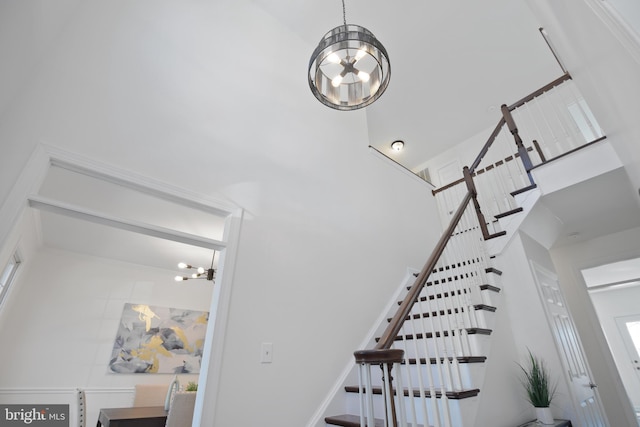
[507,72,571,111]
[352,72,581,427]
[469,117,506,174]
[362,73,574,355]
[353,70,586,427]
[466,72,571,177]
[372,191,474,350]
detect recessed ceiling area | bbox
[582,257,640,288]
[34,209,216,273]
[28,165,227,274]
[543,168,640,247]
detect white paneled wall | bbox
[0,245,207,425]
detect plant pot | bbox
[535,407,554,425]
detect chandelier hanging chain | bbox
[341,0,347,26]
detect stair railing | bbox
[433,72,606,235]
[353,71,607,427]
[355,168,490,427]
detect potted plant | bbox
[185,381,198,392]
[518,350,557,425]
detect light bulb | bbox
[355,49,367,61]
[191,273,199,279]
[197,267,205,274]
[357,71,370,82]
[178,262,189,269]
[175,276,186,281]
[327,53,341,64]
[331,75,343,87]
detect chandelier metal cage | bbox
[308,2,390,110]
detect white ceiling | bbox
[36,209,217,274]
[7,1,638,273]
[1,1,562,170]
[542,168,640,248]
[250,0,564,170]
[582,257,640,288]
[32,165,226,275]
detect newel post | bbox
[501,104,535,185]
[354,349,404,427]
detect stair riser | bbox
[403,308,495,331]
[363,362,485,391]
[344,391,471,427]
[485,272,502,288]
[479,289,500,308]
[413,285,484,306]
[407,289,499,315]
[394,334,491,359]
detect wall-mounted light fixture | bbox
[391,140,404,151]
[175,251,216,282]
[308,0,390,110]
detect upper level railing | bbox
[353,72,606,427]
[433,72,605,235]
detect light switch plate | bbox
[261,342,273,363]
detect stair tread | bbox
[404,356,487,364]
[480,284,501,292]
[511,183,537,196]
[344,385,480,399]
[325,414,385,427]
[325,414,426,427]
[486,267,502,275]
[474,303,497,312]
[390,304,497,323]
[400,291,472,305]
[406,281,501,292]
[375,328,492,342]
[495,207,524,219]
[485,231,507,240]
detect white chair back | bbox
[165,392,196,427]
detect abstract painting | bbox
[109,303,209,374]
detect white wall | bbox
[0,2,441,426]
[0,239,208,424]
[604,0,640,40]
[483,232,577,425]
[0,246,210,387]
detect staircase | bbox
[320,72,607,427]
[325,270,503,426]
[324,209,509,427]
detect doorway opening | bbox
[0,147,241,427]
[582,258,640,426]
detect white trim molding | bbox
[587,0,640,66]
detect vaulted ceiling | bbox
[249,0,563,169]
[3,1,629,271]
[1,0,562,170]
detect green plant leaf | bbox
[517,349,557,407]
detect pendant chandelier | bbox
[308,0,391,111]
[174,251,216,282]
